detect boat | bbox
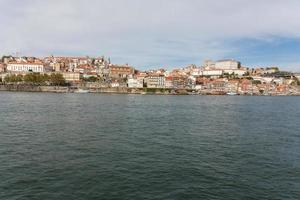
[226,92,237,96]
[188,91,198,95]
[74,89,90,93]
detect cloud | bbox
[1,0,300,70]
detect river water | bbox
[0,92,299,199]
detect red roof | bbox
[165,76,173,81]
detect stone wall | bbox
[0,85,69,93]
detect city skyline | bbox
[1,0,300,71]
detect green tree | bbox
[252,80,262,85]
[84,76,98,82]
[243,71,250,76]
[23,73,51,84]
[49,73,66,86]
[16,74,23,82]
[4,74,23,83]
[4,75,10,82]
[24,73,44,84]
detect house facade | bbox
[7,62,44,73]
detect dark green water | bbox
[0,92,299,200]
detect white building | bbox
[127,78,143,88]
[252,76,273,84]
[191,68,202,76]
[111,82,120,88]
[7,62,44,73]
[215,59,240,70]
[223,69,246,76]
[273,78,285,85]
[201,69,223,77]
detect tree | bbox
[243,71,250,76]
[4,74,23,83]
[83,76,98,82]
[4,76,10,82]
[49,73,66,86]
[24,73,49,84]
[16,74,23,82]
[291,77,300,86]
[252,80,262,85]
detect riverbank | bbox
[0,85,192,95]
[0,84,299,96]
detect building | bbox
[211,79,227,92]
[62,72,82,82]
[171,75,188,89]
[43,56,92,72]
[74,64,96,74]
[252,76,273,84]
[201,69,223,77]
[109,65,134,78]
[215,59,240,70]
[127,78,143,88]
[111,81,120,88]
[223,69,246,76]
[191,68,202,76]
[146,74,165,88]
[276,85,288,93]
[7,62,44,73]
[53,63,61,72]
[136,72,147,87]
[203,60,215,68]
[196,77,211,86]
[165,76,173,88]
[240,79,252,94]
[226,80,239,93]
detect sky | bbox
[1,0,300,71]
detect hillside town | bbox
[0,55,299,95]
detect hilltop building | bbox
[215,59,241,69]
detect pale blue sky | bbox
[1,0,300,71]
